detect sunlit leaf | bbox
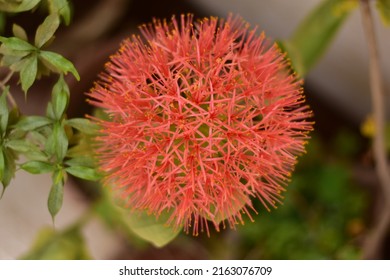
[377,0,390,26]
[12,24,28,41]
[0,0,40,13]
[48,0,71,25]
[0,36,35,51]
[35,13,60,48]
[279,0,357,76]
[39,51,80,80]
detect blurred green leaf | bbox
[48,0,71,25]
[12,24,28,41]
[21,226,91,260]
[0,0,40,13]
[52,75,69,120]
[0,36,35,51]
[280,0,357,76]
[6,139,38,153]
[20,54,38,93]
[66,118,100,135]
[377,0,390,26]
[65,156,94,168]
[35,13,60,48]
[125,209,181,248]
[21,160,55,174]
[66,165,101,181]
[1,147,16,191]
[95,190,182,248]
[46,122,68,162]
[48,169,65,220]
[39,51,80,80]
[0,87,9,135]
[14,116,51,131]
[0,148,4,184]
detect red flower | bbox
[88,15,312,235]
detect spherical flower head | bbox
[88,14,312,235]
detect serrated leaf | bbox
[280,0,357,76]
[12,24,28,41]
[14,116,51,131]
[52,75,69,120]
[66,118,100,135]
[39,51,80,80]
[20,54,38,93]
[126,209,181,247]
[35,14,60,48]
[48,169,65,220]
[21,160,55,174]
[0,0,40,13]
[0,87,9,135]
[21,226,91,260]
[66,165,100,181]
[48,0,71,26]
[377,0,390,26]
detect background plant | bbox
[0,0,389,259]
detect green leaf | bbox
[0,148,4,183]
[66,165,101,181]
[0,36,35,52]
[66,118,100,135]
[48,0,71,25]
[377,0,390,26]
[0,0,40,13]
[21,160,55,174]
[0,87,9,135]
[14,116,51,131]
[6,139,37,153]
[65,156,94,168]
[52,75,69,119]
[125,209,181,247]
[35,14,60,48]
[20,54,38,93]
[48,169,65,220]
[1,147,16,190]
[21,226,91,260]
[39,51,80,80]
[12,24,28,41]
[280,0,357,76]
[54,122,68,161]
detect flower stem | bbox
[0,70,18,108]
[360,0,390,259]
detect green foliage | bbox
[279,0,357,76]
[0,0,41,13]
[94,189,182,248]
[21,226,91,260]
[377,0,390,26]
[35,14,60,48]
[48,169,66,220]
[48,0,72,25]
[231,135,367,259]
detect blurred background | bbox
[0,0,389,259]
